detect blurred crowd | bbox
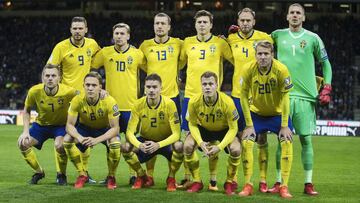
[0,13,357,120]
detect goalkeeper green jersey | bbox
[271,28,330,102]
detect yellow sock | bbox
[184,152,201,182]
[146,156,157,177]
[54,148,67,174]
[226,155,241,182]
[169,151,183,177]
[280,140,293,186]
[63,142,85,176]
[81,147,90,172]
[123,152,145,176]
[208,154,218,181]
[108,141,121,177]
[242,139,255,184]
[184,162,191,180]
[21,148,42,173]
[258,143,268,182]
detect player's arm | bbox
[178,39,187,70]
[179,40,188,70]
[281,91,290,127]
[187,100,203,145]
[239,72,256,139]
[217,105,238,150]
[138,49,148,72]
[47,43,62,65]
[221,39,234,65]
[126,106,142,148]
[66,98,85,143]
[91,48,104,70]
[157,103,181,148]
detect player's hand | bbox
[139,143,148,153]
[100,89,108,99]
[77,136,86,145]
[279,127,293,142]
[207,145,220,156]
[319,84,332,105]
[228,25,240,34]
[83,137,100,147]
[242,127,256,141]
[18,132,31,147]
[200,142,210,157]
[144,141,160,154]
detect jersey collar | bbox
[197,35,213,43]
[43,84,59,96]
[154,36,170,44]
[86,93,100,106]
[258,62,272,76]
[114,44,130,54]
[69,38,85,48]
[288,28,305,39]
[203,91,219,107]
[147,96,162,109]
[237,30,254,40]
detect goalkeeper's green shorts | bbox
[290,98,316,135]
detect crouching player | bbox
[18,64,78,185]
[184,71,241,195]
[238,41,294,198]
[64,72,121,189]
[121,73,183,192]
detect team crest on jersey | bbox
[87,48,92,56]
[168,46,174,53]
[215,109,223,119]
[159,111,165,120]
[127,56,133,65]
[98,108,104,117]
[269,78,277,88]
[300,40,307,48]
[57,98,64,105]
[210,45,216,53]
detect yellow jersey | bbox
[68,94,120,129]
[47,37,100,92]
[126,96,180,148]
[227,30,273,98]
[140,37,184,98]
[91,45,145,111]
[240,59,293,116]
[180,35,234,98]
[25,84,77,126]
[187,91,238,150]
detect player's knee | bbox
[183,141,195,155]
[63,134,73,142]
[120,142,132,153]
[173,141,184,153]
[257,134,267,145]
[229,145,241,157]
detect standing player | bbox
[140,12,188,187]
[17,64,78,185]
[180,10,234,190]
[270,3,332,195]
[227,8,273,192]
[184,71,241,194]
[239,41,294,198]
[121,74,183,192]
[91,23,145,184]
[64,72,121,189]
[47,16,100,183]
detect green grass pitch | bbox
[1,125,359,202]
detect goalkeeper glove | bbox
[318,84,332,105]
[228,25,240,34]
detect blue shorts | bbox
[75,124,118,152]
[135,137,172,163]
[29,122,66,150]
[232,97,246,132]
[198,125,230,154]
[119,111,131,133]
[251,112,293,135]
[171,95,181,120]
[181,97,190,131]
